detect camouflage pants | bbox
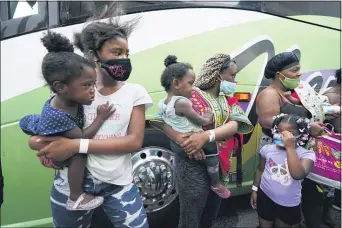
[50,170,148,228]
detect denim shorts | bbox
[50,170,148,228]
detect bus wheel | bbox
[134,128,179,227]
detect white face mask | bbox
[219,79,236,95]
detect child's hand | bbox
[283,91,292,97]
[250,191,257,209]
[203,108,213,125]
[281,131,296,149]
[324,104,341,120]
[97,101,116,121]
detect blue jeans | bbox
[50,170,148,228]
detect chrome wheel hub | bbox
[132,147,177,213]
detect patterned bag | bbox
[306,126,341,189]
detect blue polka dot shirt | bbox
[19,97,84,136]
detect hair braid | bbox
[194,53,231,90]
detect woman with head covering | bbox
[253,52,329,228]
[256,52,326,147]
[150,53,253,228]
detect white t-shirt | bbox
[84,83,152,185]
[56,83,152,188]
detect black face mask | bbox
[100,58,132,81]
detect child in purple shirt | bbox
[251,114,316,228]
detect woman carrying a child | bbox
[254,52,340,228]
[150,53,253,228]
[26,4,152,228]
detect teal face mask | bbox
[273,133,284,147]
[220,80,236,95]
[273,133,301,147]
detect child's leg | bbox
[170,140,189,159]
[68,154,87,201]
[66,154,104,211]
[274,203,301,228]
[257,188,276,228]
[258,218,274,228]
[205,156,220,186]
[205,156,231,199]
[202,142,221,186]
[202,142,230,198]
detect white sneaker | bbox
[66,193,104,211]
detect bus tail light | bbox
[234,92,251,102]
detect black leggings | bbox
[333,189,341,207]
[173,150,222,228]
[301,178,324,228]
[171,141,221,186]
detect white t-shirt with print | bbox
[83,83,153,185]
[55,83,152,189]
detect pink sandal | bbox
[211,185,231,199]
[66,193,104,211]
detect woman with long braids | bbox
[151,53,253,228]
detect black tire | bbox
[91,127,180,228]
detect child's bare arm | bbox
[286,148,314,180]
[252,155,266,187]
[250,153,265,209]
[174,99,211,126]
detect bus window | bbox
[59,1,111,25]
[0,1,47,40]
[9,1,38,19]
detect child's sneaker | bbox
[66,193,104,211]
[211,185,231,199]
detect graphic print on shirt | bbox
[84,103,127,140]
[269,158,292,186]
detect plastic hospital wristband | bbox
[79,139,89,154]
[252,185,258,192]
[208,130,215,142]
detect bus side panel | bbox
[1,8,340,226]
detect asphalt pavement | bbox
[213,194,259,228]
[92,192,341,228]
[168,194,341,228]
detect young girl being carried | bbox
[19,31,114,211]
[156,55,231,198]
[251,113,316,228]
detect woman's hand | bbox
[250,191,257,209]
[309,122,326,137]
[281,131,296,150]
[35,136,79,162]
[188,149,206,160]
[181,131,209,155]
[325,113,340,121]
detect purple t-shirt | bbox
[260,144,316,207]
